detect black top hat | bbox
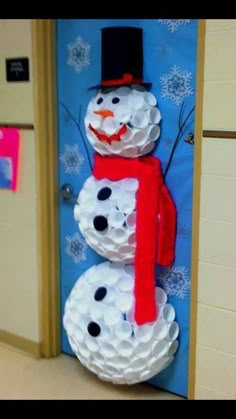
[89,27,151,90]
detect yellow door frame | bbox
[32,19,60,358]
[32,19,205,398]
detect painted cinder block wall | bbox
[195,19,236,399]
[0,19,40,344]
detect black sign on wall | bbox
[6,57,30,82]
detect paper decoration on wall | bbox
[64,26,178,384]
[0,128,20,191]
[64,261,179,385]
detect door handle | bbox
[59,183,77,201]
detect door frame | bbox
[32,19,206,398]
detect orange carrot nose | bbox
[94,109,114,119]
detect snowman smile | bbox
[88,123,127,144]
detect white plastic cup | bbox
[115,356,130,369]
[114,108,131,124]
[109,227,128,244]
[141,142,155,155]
[147,107,161,124]
[85,336,99,352]
[128,233,136,247]
[128,94,145,111]
[118,275,134,292]
[120,178,139,192]
[115,293,133,312]
[130,357,146,371]
[152,340,169,358]
[117,340,134,357]
[153,320,169,339]
[102,117,119,135]
[102,287,116,303]
[168,340,179,357]
[126,212,137,229]
[122,146,139,158]
[155,287,167,305]
[103,305,122,326]
[108,210,125,228]
[144,92,157,106]
[135,342,152,359]
[146,124,161,142]
[148,356,168,374]
[163,304,175,323]
[135,324,153,343]
[100,342,116,358]
[89,302,104,320]
[120,125,133,142]
[131,111,149,129]
[106,141,124,154]
[131,129,148,146]
[116,86,131,96]
[114,321,133,340]
[118,244,135,255]
[167,322,179,341]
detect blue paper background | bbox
[56,19,198,397]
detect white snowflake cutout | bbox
[158,19,191,33]
[60,144,84,174]
[157,265,190,299]
[160,65,194,106]
[67,36,91,73]
[65,232,87,263]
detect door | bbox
[57,19,199,397]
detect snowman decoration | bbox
[64,27,178,385]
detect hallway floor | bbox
[0,344,183,400]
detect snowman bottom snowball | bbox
[63,261,179,385]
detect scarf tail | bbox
[157,184,177,267]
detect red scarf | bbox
[93,153,176,325]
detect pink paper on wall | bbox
[0,128,21,191]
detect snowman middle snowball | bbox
[74,176,138,263]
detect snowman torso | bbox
[74,176,138,263]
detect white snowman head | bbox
[85,85,161,158]
[63,261,179,385]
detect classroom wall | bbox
[0,19,40,345]
[195,19,236,400]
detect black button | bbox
[112,97,120,104]
[93,216,108,232]
[97,187,112,201]
[94,287,107,301]
[87,322,101,337]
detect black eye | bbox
[112,97,120,104]
[97,97,103,105]
[93,216,108,232]
[94,287,107,301]
[87,322,101,337]
[97,187,112,201]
